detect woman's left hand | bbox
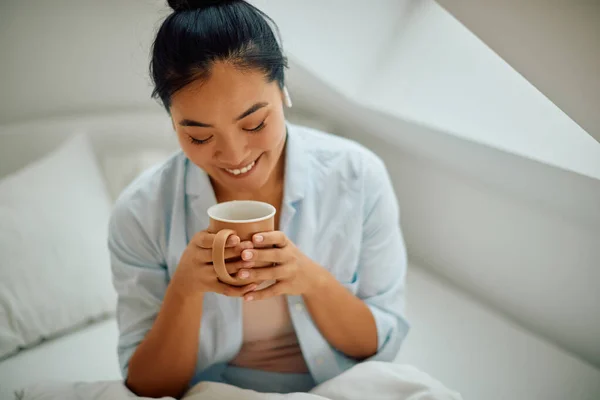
[236,231,327,301]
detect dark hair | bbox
[150,0,287,110]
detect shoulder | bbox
[108,151,186,241]
[290,123,389,187]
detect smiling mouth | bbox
[222,158,258,176]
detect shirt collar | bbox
[184,122,307,207]
[281,123,307,206]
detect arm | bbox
[108,205,202,399]
[109,204,255,398]
[303,155,408,360]
[303,269,378,359]
[343,156,409,361]
[125,288,204,398]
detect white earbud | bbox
[283,86,293,108]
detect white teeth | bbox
[225,160,255,176]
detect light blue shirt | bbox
[108,123,409,386]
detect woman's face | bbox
[170,62,287,194]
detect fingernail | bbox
[242,250,253,260]
[245,295,254,302]
[253,235,264,243]
[227,236,239,246]
[239,270,249,279]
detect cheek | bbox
[251,134,273,151]
[252,125,285,152]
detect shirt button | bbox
[295,303,305,312]
[316,357,324,365]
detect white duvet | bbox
[15,362,462,400]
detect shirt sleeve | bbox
[107,200,168,379]
[357,154,410,362]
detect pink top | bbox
[229,295,309,373]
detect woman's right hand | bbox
[170,230,257,299]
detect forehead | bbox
[170,62,278,118]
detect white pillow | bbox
[0,134,116,360]
[101,150,173,201]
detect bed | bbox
[0,112,598,400]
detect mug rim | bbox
[207,200,276,224]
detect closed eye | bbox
[188,135,213,145]
[244,120,266,132]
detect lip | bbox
[220,154,262,179]
[221,158,258,170]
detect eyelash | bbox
[187,121,266,145]
[188,136,212,145]
[244,120,267,132]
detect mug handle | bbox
[212,229,238,285]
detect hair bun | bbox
[168,0,236,12]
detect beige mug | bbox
[207,200,276,287]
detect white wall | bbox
[436,0,600,144]
[250,0,409,98]
[361,0,600,181]
[0,0,405,121]
[0,0,166,123]
[286,59,600,367]
[252,0,600,181]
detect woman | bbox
[108,0,409,398]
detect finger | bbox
[226,241,254,260]
[193,231,240,249]
[238,264,292,282]
[245,282,286,302]
[226,235,241,247]
[217,282,257,297]
[225,260,255,275]
[252,231,288,248]
[241,248,288,264]
[194,242,254,264]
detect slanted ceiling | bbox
[436,0,600,145]
[253,0,600,181]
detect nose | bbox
[215,133,249,167]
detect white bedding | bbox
[0,319,121,400]
[2,266,599,400]
[16,362,462,400]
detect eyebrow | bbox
[178,102,269,127]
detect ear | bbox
[282,86,293,108]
